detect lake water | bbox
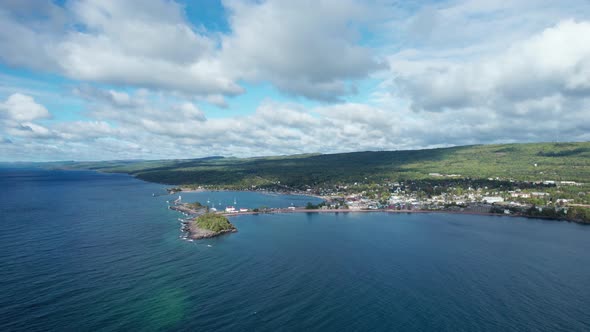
[1,168,589,331]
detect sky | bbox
[0,0,590,161]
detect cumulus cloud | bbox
[0,0,383,102]
[175,103,207,122]
[60,0,243,97]
[4,88,589,162]
[0,93,61,141]
[0,93,51,122]
[54,121,120,140]
[2,1,590,161]
[73,85,146,108]
[393,20,590,112]
[0,0,66,71]
[220,0,384,100]
[0,0,240,98]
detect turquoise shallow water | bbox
[1,168,590,331]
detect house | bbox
[511,192,531,198]
[347,201,367,210]
[560,181,581,186]
[482,196,504,204]
[225,206,236,213]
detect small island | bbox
[188,213,237,239]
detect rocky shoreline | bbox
[172,203,238,240]
[169,204,201,215]
[188,223,237,239]
[170,197,588,243]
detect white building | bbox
[511,192,531,198]
[482,196,504,204]
[560,181,581,186]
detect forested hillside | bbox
[52,142,590,188]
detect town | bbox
[171,176,590,224]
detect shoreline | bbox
[171,203,588,243]
[223,208,589,224]
[188,224,237,240]
[171,203,238,240]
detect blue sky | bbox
[0,0,589,161]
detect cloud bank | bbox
[0,0,589,161]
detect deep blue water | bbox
[1,169,590,331]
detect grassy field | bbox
[56,142,590,187]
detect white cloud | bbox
[1,90,590,161]
[57,0,243,97]
[0,0,242,99]
[392,20,590,113]
[175,103,207,122]
[73,85,146,108]
[0,93,51,122]
[55,121,120,139]
[220,0,384,100]
[9,122,56,139]
[0,0,383,102]
[2,1,590,161]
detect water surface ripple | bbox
[1,168,589,331]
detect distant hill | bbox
[56,142,590,187]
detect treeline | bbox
[567,206,590,223]
[491,205,590,224]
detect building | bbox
[560,181,581,186]
[482,196,504,204]
[511,192,531,198]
